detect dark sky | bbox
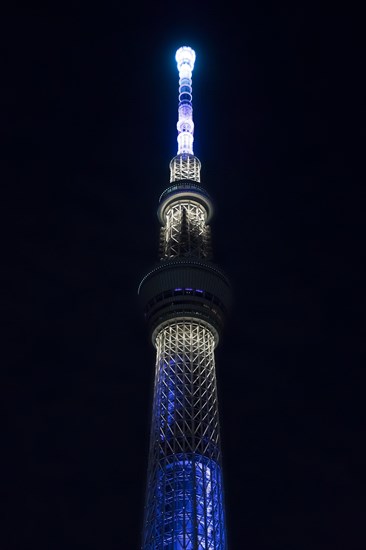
[2,5,365,550]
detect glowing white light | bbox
[174,46,196,156]
[169,154,201,182]
[175,46,196,72]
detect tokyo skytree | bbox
[139,46,231,549]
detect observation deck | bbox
[138,257,231,344]
[158,179,214,224]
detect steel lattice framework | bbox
[139,47,230,550]
[142,322,225,549]
[170,154,201,183]
[160,202,211,260]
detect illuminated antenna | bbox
[176,46,196,155]
[170,46,201,183]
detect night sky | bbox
[2,6,365,550]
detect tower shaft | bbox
[143,322,226,549]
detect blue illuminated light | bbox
[155,455,225,549]
[173,287,205,294]
[151,351,226,548]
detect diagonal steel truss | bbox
[170,154,201,183]
[142,321,226,549]
[160,202,212,260]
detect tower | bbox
[139,46,230,549]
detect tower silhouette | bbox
[139,47,230,549]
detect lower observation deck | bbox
[138,258,231,343]
[158,179,214,224]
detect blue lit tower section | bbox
[139,47,231,549]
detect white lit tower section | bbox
[170,47,201,183]
[139,47,231,549]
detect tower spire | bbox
[175,46,196,155]
[170,47,201,183]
